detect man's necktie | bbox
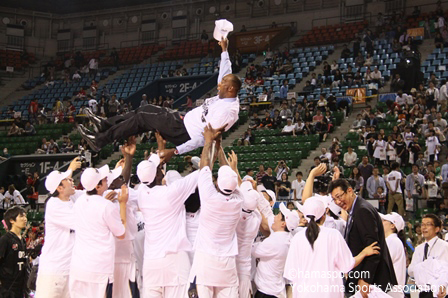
[423,243,429,261]
[344,214,352,243]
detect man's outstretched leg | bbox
[78,105,191,151]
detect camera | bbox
[78,152,89,169]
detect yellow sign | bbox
[346,88,366,104]
[407,27,424,37]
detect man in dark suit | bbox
[367,112,378,128]
[328,178,397,297]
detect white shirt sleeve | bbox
[218,51,232,84]
[198,167,216,203]
[252,235,278,259]
[208,105,238,133]
[334,231,356,273]
[46,199,77,231]
[176,137,205,155]
[284,236,299,281]
[168,170,199,205]
[103,201,125,237]
[14,190,26,204]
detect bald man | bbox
[78,38,241,155]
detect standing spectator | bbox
[291,172,305,201]
[373,134,387,165]
[349,167,364,195]
[391,74,405,93]
[426,129,441,162]
[280,80,288,99]
[107,96,120,118]
[353,37,361,58]
[366,167,387,199]
[408,214,448,298]
[256,164,267,184]
[439,80,448,111]
[23,122,36,136]
[181,95,193,111]
[343,146,358,168]
[88,58,98,78]
[0,206,28,298]
[261,167,277,192]
[358,156,374,192]
[277,173,291,201]
[140,94,149,107]
[110,47,119,69]
[406,164,425,214]
[200,30,209,43]
[425,171,442,209]
[29,98,39,123]
[275,160,290,181]
[426,81,439,110]
[386,162,405,216]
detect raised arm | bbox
[218,38,232,84]
[302,163,327,203]
[121,136,137,184]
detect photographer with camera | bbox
[405,164,426,216]
[275,160,290,181]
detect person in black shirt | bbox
[0,206,28,298]
[261,167,277,192]
[352,37,361,58]
[271,110,282,129]
[395,134,407,166]
[248,112,261,130]
[408,135,422,164]
[277,172,291,200]
[341,44,351,59]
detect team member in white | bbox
[379,212,406,298]
[190,125,243,298]
[252,203,299,298]
[236,181,261,298]
[4,185,26,206]
[284,198,380,298]
[35,158,83,298]
[136,154,199,298]
[69,165,128,298]
[104,165,139,298]
[408,214,448,298]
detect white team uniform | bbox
[137,171,199,298]
[385,233,406,298]
[69,194,125,298]
[35,190,84,298]
[190,167,243,298]
[186,210,201,264]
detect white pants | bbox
[143,284,188,298]
[113,262,136,298]
[35,273,70,298]
[197,284,239,298]
[238,275,252,298]
[69,279,109,298]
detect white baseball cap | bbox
[303,197,326,221]
[213,19,234,41]
[217,165,238,195]
[261,189,276,204]
[240,181,254,192]
[191,156,200,170]
[279,202,300,232]
[379,212,405,232]
[329,201,342,217]
[137,154,160,184]
[315,194,331,208]
[107,166,122,187]
[294,201,304,214]
[242,175,254,182]
[81,165,110,191]
[242,189,259,212]
[45,169,73,194]
[165,170,182,186]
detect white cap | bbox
[81,165,110,191]
[279,202,300,232]
[294,201,304,214]
[242,175,254,182]
[107,166,122,187]
[217,165,238,195]
[45,169,72,194]
[303,197,326,221]
[191,156,200,170]
[213,19,234,41]
[242,189,259,212]
[261,189,276,204]
[240,181,254,192]
[165,170,182,186]
[137,154,160,184]
[329,201,342,217]
[315,194,331,208]
[379,212,405,232]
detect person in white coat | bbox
[284,197,380,298]
[252,202,299,298]
[236,181,261,298]
[379,212,406,298]
[137,153,199,298]
[35,158,83,298]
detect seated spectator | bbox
[271,109,282,129]
[340,44,351,59]
[255,76,264,86]
[315,118,329,141]
[371,67,382,85]
[353,70,363,85]
[364,54,373,67]
[302,121,314,135]
[249,112,261,130]
[237,129,254,146]
[310,73,318,88]
[259,112,273,129]
[355,53,365,67]
[312,110,324,124]
[23,122,36,136]
[48,139,59,154]
[75,87,86,100]
[36,138,50,154]
[351,114,367,132]
[319,147,332,163]
[331,70,343,88]
[316,95,327,112]
[303,81,313,92]
[0,148,11,160]
[395,90,409,107]
[7,123,22,136]
[279,103,292,119]
[391,73,405,92]
[281,118,297,136]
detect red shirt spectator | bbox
[29,100,38,114]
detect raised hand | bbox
[68,157,82,172]
[121,136,136,156]
[118,184,129,204]
[227,150,238,171]
[310,163,327,178]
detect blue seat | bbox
[287,73,294,79]
[289,79,296,85]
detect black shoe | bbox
[85,108,105,133]
[77,124,101,152]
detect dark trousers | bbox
[96,104,191,148]
[255,290,277,298]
